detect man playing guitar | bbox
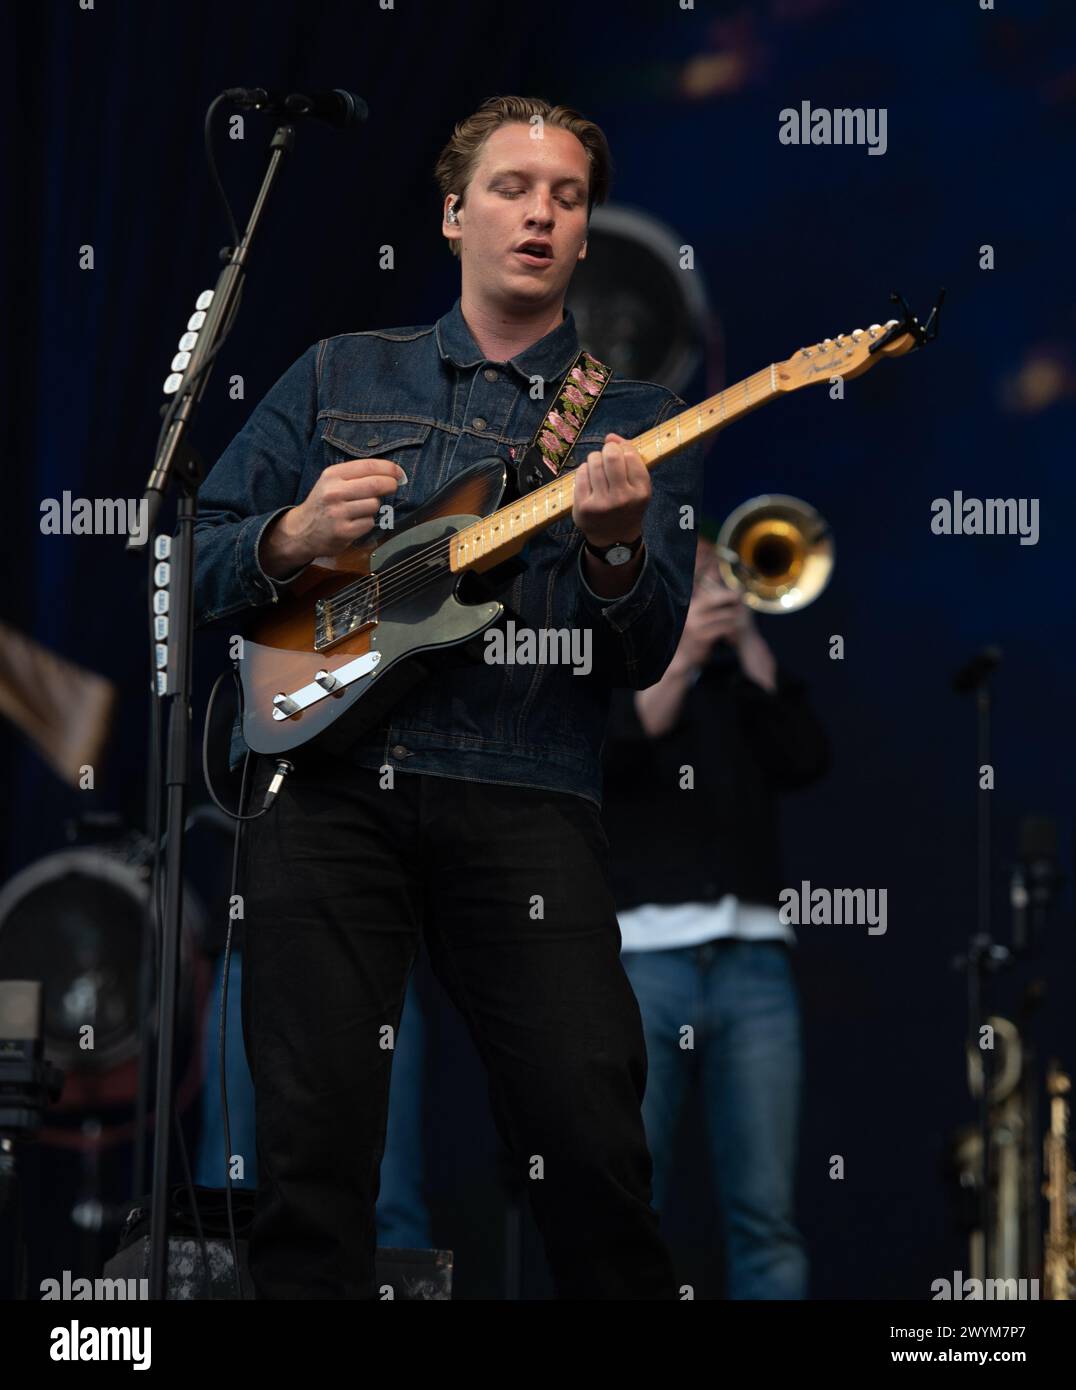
[193,94,704,1298]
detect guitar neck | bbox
[449,363,781,573]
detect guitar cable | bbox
[202,667,292,822]
[200,665,296,1298]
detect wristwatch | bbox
[583,535,644,567]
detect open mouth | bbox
[513,241,554,267]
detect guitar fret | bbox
[447,335,868,574]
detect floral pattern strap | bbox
[511,350,614,488]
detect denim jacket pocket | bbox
[317,416,435,518]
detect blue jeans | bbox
[621,939,807,1299]
[195,951,433,1248]
[374,979,432,1249]
[194,951,257,1189]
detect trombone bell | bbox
[714,494,834,613]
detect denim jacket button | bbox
[391,743,410,758]
[483,369,498,383]
[367,434,381,448]
[471,416,487,430]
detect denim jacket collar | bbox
[435,296,582,385]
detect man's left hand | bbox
[572,433,650,547]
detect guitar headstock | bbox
[775,320,915,392]
[775,290,945,394]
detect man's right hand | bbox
[259,458,407,578]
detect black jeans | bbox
[238,751,677,1299]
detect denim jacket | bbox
[193,298,705,807]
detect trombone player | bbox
[600,500,832,1298]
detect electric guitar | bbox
[237,297,941,755]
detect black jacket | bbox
[600,646,831,913]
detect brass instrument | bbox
[965,1015,1027,1284]
[1043,1061,1076,1299]
[713,494,834,613]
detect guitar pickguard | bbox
[240,457,512,755]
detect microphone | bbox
[1010,816,1061,955]
[952,645,1002,695]
[225,87,369,130]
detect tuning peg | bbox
[868,324,881,336]
[851,329,864,340]
[800,347,813,357]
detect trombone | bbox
[711,494,834,613]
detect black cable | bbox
[174,1100,213,1301]
[202,669,273,822]
[204,92,240,252]
[200,668,269,1296]
[220,749,253,1299]
[148,90,245,478]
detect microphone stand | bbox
[951,649,1004,1284]
[130,120,297,1300]
[974,665,994,1279]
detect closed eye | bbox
[498,189,581,210]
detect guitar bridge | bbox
[314,577,379,652]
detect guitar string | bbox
[317,368,779,623]
[320,366,780,623]
[314,386,768,631]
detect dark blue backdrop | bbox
[6,0,1074,1298]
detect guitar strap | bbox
[510,349,614,496]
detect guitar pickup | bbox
[314,577,379,652]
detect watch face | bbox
[605,544,633,566]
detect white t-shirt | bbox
[618,895,794,953]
